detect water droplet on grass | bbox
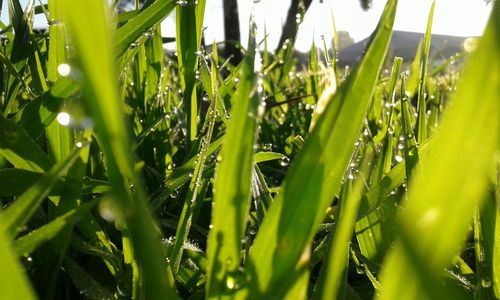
[226,275,238,290]
[249,226,257,235]
[177,0,188,6]
[57,63,71,77]
[279,156,290,167]
[481,278,492,288]
[356,265,365,274]
[170,190,179,198]
[57,112,71,126]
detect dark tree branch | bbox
[276,0,313,52]
[359,0,373,10]
[223,0,243,65]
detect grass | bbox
[0,0,498,299]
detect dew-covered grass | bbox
[0,0,498,299]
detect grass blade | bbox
[13,200,97,256]
[175,0,206,142]
[239,0,398,297]
[60,1,178,298]
[0,147,82,237]
[206,19,258,298]
[415,0,435,145]
[0,222,36,300]
[377,2,500,298]
[115,0,175,56]
[314,155,371,300]
[0,113,52,172]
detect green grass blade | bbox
[115,0,175,56]
[400,74,419,179]
[407,39,423,98]
[415,0,435,145]
[60,1,178,298]
[13,200,97,256]
[494,161,500,298]
[47,0,66,83]
[240,0,398,296]
[314,155,371,300]
[14,77,81,139]
[0,222,36,300]
[176,0,206,142]
[377,2,500,298]
[170,51,218,272]
[0,147,82,237]
[64,257,114,300]
[206,19,258,298]
[0,112,52,172]
[253,152,287,163]
[474,205,496,298]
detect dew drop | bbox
[249,226,257,235]
[226,275,237,290]
[57,63,71,77]
[57,112,71,126]
[262,143,273,151]
[481,278,492,288]
[169,190,179,198]
[177,0,188,6]
[99,200,116,222]
[279,156,290,167]
[356,265,365,274]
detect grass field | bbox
[0,0,498,299]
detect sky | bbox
[1,0,493,52]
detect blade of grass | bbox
[0,106,52,172]
[0,146,82,237]
[314,153,372,300]
[407,39,423,98]
[400,74,419,179]
[175,0,206,143]
[238,0,398,297]
[115,0,175,57]
[60,1,178,298]
[170,47,219,273]
[13,200,97,256]
[14,76,81,139]
[494,160,500,298]
[415,0,435,145]
[205,17,259,298]
[0,221,36,300]
[377,2,500,298]
[64,257,114,300]
[46,0,66,83]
